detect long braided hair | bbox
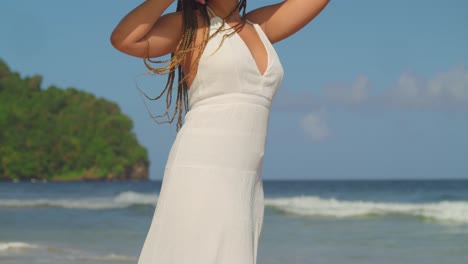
[137,0,248,132]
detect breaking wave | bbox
[2,191,467,224]
[0,191,157,210]
[0,241,137,263]
[265,195,468,224]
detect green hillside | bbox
[0,59,149,181]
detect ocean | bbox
[1,179,467,264]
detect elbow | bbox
[109,31,145,58]
[110,29,133,52]
[110,31,124,50]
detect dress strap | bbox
[206,5,217,19]
[206,5,254,25]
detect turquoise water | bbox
[1,179,467,264]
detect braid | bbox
[136,0,247,133]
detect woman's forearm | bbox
[110,0,175,48]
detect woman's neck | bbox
[207,0,242,22]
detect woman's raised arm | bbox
[246,0,331,44]
[110,0,183,58]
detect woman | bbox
[110,0,330,263]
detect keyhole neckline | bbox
[205,5,271,77]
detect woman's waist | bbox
[189,92,272,111]
[183,102,271,135]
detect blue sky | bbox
[1,0,467,180]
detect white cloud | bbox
[276,66,467,143]
[384,65,468,108]
[300,109,330,142]
[274,65,468,112]
[323,74,371,104]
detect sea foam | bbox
[0,241,137,262]
[265,195,468,224]
[2,191,467,224]
[0,191,157,210]
[0,241,41,252]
